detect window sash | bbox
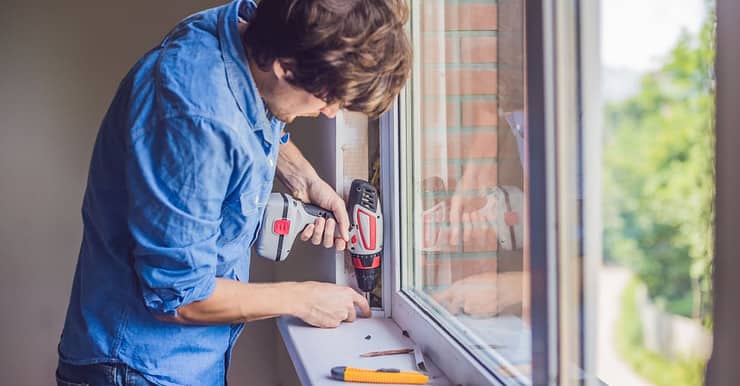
[383,1,528,381]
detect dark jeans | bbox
[56,361,156,386]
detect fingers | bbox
[345,304,357,322]
[449,195,462,246]
[464,297,497,318]
[433,288,461,315]
[331,199,351,242]
[321,319,342,329]
[297,284,373,328]
[311,217,326,245]
[432,288,453,304]
[441,294,463,315]
[323,219,336,248]
[470,210,485,247]
[351,289,372,318]
[301,217,347,251]
[300,224,314,242]
[462,212,472,243]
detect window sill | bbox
[277,311,450,385]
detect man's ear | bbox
[273,59,294,81]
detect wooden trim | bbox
[334,111,370,290]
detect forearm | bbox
[276,138,320,202]
[162,278,299,325]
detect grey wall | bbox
[0,1,298,385]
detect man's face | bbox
[263,61,341,123]
[266,83,341,124]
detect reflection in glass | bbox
[404,0,530,380]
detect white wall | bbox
[0,1,299,385]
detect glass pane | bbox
[597,1,715,385]
[403,0,530,380]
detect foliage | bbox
[602,13,715,319]
[616,279,706,386]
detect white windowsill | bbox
[277,311,451,386]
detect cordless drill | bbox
[255,179,383,296]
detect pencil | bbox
[360,348,414,357]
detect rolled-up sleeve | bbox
[126,116,234,317]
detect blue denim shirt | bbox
[59,1,286,385]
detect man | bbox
[56,0,410,385]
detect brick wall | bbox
[417,0,525,299]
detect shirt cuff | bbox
[142,275,217,317]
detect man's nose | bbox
[320,103,340,119]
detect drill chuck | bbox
[351,253,381,293]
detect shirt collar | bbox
[218,0,277,144]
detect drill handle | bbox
[302,203,336,221]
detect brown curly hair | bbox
[243,0,411,117]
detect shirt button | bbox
[268,158,274,167]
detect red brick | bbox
[446,131,498,159]
[422,257,453,288]
[445,3,498,31]
[421,100,457,129]
[461,100,498,127]
[421,0,444,32]
[460,36,498,63]
[445,69,497,95]
[422,36,457,64]
[424,69,497,96]
[421,67,444,97]
[447,101,459,127]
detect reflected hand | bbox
[433,271,523,318]
[448,161,499,247]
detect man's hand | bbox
[275,139,349,252]
[159,279,370,327]
[291,281,371,328]
[296,177,350,251]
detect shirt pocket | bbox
[239,182,270,217]
[242,181,273,244]
[218,181,272,249]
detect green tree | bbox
[603,14,715,319]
